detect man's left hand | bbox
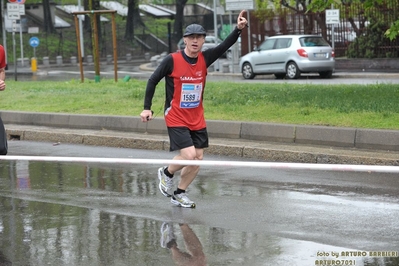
[0,80,5,91]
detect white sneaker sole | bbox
[171,197,196,208]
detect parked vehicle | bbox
[239,35,335,79]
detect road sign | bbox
[7,3,20,20]
[28,27,39,34]
[326,9,340,24]
[29,37,40,48]
[225,0,254,11]
[18,4,25,15]
[12,20,17,32]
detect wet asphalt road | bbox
[0,141,398,265]
[11,59,399,84]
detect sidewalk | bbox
[2,111,399,166]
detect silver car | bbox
[239,35,335,79]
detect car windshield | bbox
[300,37,330,47]
[205,36,223,44]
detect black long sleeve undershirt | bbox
[143,27,242,110]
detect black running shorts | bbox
[167,127,209,151]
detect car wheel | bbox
[319,71,333,78]
[274,73,286,79]
[242,62,255,79]
[226,50,232,60]
[286,62,301,79]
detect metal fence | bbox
[3,2,398,63]
[240,1,399,57]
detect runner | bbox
[140,10,248,208]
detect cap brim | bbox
[183,33,206,37]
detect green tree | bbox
[385,18,399,40]
[252,0,329,36]
[347,20,390,58]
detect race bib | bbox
[180,83,202,108]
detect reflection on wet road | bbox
[0,142,398,265]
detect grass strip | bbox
[1,79,398,130]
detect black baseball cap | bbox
[183,24,206,37]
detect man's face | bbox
[184,34,205,54]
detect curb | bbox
[2,111,399,151]
[2,111,399,166]
[139,62,399,78]
[5,124,399,166]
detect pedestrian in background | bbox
[0,44,7,155]
[140,10,248,208]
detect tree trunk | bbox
[173,0,188,44]
[125,0,143,40]
[93,0,102,55]
[125,0,135,41]
[42,0,55,33]
[84,0,92,52]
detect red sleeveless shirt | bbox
[165,52,207,130]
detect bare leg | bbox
[167,147,204,190]
[170,224,206,266]
[180,224,206,261]
[170,245,191,266]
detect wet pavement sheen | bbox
[0,140,399,265]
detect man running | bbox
[140,10,248,208]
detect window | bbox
[300,37,330,47]
[205,37,214,44]
[259,39,276,51]
[275,38,292,49]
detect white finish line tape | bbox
[0,156,398,173]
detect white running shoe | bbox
[158,167,173,197]
[171,193,196,208]
[160,222,175,248]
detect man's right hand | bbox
[140,110,153,122]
